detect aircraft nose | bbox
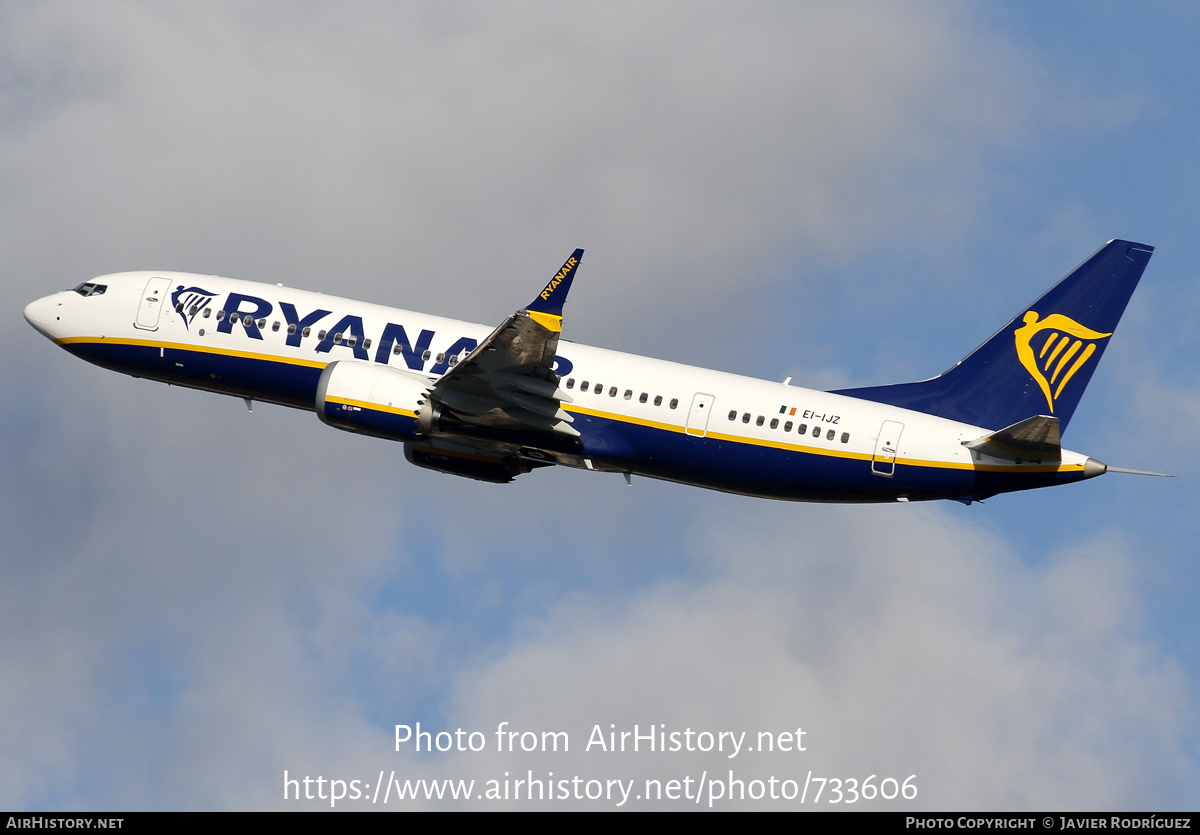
[24,296,57,337]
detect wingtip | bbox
[527,249,584,317]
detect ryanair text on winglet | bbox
[540,257,578,301]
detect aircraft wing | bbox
[421,249,583,439]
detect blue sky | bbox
[3,1,1198,810]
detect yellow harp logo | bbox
[1014,311,1111,413]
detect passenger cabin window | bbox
[203,309,211,318]
[654,396,663,406]
[639,392,648,403]
[609,387,618,397]
[728,410,737,421]
[302,327,310,337]
[770,418,779,429]
[826,429,835,441]
[797,423,807,434]
[756,415,765,426]
[742,413,750,423]
[784,421,793,432]
[812,425,821,437]
[581,380,589,391]
[624,389,632,400]
[72,283,107,297]
[566,378,575,390]
[841,432,850,444]
[422,350,432,361]
[669,398,678,409]
[216,311,226,321]
[272,321,281,332]
[317,329,326,339]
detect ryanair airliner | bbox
[24,240,1164,503]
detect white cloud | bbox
[434,505,1194,810]
[1,1,1030,347]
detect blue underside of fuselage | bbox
[68,340,1087,503]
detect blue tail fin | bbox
[831,240,1154,432]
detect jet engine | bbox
[316,360,431,442]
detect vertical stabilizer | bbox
[831,240,1154,432]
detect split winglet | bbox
[526,248,583,331]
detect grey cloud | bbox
[2,1,1032,350]
[434,505,1193,810]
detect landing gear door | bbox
[871,420,904,477]
[685,393,716,437]
[134,276,172,331]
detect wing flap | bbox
[419,249,584,443]
[503,390,574,422]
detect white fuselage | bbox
[24,271,1100,502]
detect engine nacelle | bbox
[316,360,431,442]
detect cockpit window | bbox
[73,282,107,297]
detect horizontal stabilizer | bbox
[962,415,1061,463]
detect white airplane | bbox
[24,241,1164,503]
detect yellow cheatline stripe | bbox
[907,456,1074,473]
[565,403,682,434]
[527,310,563,332]
[60,337,1083,476]
[327,396,418,418]
[566,404,1080,473]
[55,336,329,369]
[705,428,876,463]
[975,462,1078,473]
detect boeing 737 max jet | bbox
[24,241,1163,503]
